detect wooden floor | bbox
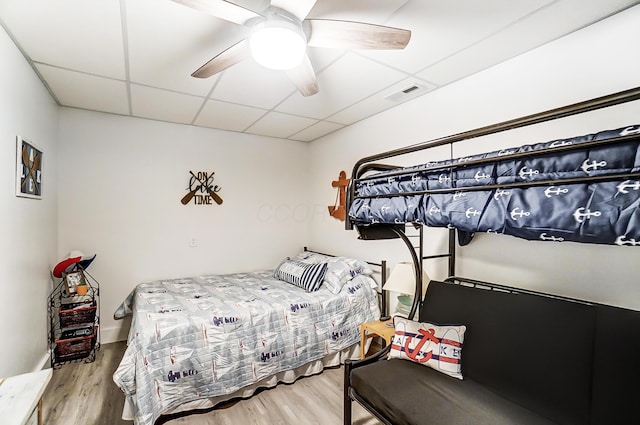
[42,342,382,425]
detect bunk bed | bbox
[343,86,640,425]
[112,250,382,425]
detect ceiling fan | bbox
[172,0,411,96]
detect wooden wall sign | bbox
[181,171,223,205]
[328,170,349,221]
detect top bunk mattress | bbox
[349,124,640,246]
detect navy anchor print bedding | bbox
[349,125,640,246]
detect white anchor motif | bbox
[519,167,539,180]
[361,204,371,210]
[549,140,572,148]
[394,218,404,224]
[540,233,564,242]
[380,205,391,213]
[465,208,481,218]
[615,235,640,246]
[474,171,491,182]
[487,229,500,234]
[580,159,607,174]
[510,207,531,220]
[497,149,516,156]
[411,174,421,185]
[544,186,569,198]
[366,181,374,187]
[407,202,415,209]
[453,191,466,200]
[428,206,441,216]
[616,180,640,194]
[620,126,640,136]
[438,174,451,184]
[387,177,396,184]
[572,207,602,223]
[494,189,510,200]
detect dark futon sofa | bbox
[344,278,640,425]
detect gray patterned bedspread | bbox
[112,271,380,425]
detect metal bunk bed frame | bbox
[345,85,640,317]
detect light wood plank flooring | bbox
[42,342,382,425]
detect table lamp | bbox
[382,262,430,318]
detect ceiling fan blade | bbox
[270,0,317,21]
[171,0,261,25]
[192,39,250,78]
[306,19,411,50]
[285,54,319,97]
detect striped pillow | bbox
[273,258,327,292]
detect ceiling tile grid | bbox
[1,0,638,141]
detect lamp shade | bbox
[382,262,430,299]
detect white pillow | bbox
[389,316,466,380]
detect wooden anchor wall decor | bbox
[181,170,223,205]
[328,170,349,221]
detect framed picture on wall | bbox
[16,135,43,199]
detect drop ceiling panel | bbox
[210,60,296,109]
[130,84,203,124]
[290,120,344,142]
[35,64,129,115]
[126,0,240,96]
[417,0,640,86]
[195,99,267,132]
[275,52,408,119]
[308,0,407,22]
[0,0,125,79]
[328,78,436,125]
[359,0,555,75]
[246,112,317,139]
[1,0,637,142]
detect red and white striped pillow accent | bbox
[389,316,466,380]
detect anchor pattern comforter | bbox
[112,271,380,425]
[349,124,640,246]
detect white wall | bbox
[0,26,58,375]
[309,6,640,310]
[57,109,312,342]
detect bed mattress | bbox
[112,270,380,425]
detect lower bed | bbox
[113,260,380,425]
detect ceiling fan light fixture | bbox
[249,19,307,70]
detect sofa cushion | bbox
[420,281,595,425]
[350,358,558,425]
[389,317,466,379]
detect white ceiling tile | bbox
[328,78,436,125]
[289,121,344,142]
[126,0,241,96]
[275,52,408,119]
[210,60,296,109]
[0,0,125,79]
[416,0,640,86]
[35,64,129,115]
[246,112,318,139]
[308,0,408,22]
[359,0,555,75]
[194,99,267,132]
[130,84,203,124]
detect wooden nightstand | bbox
[360,319,396,359]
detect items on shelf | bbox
[48,252,100,368]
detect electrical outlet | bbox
[189,238,197,247]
